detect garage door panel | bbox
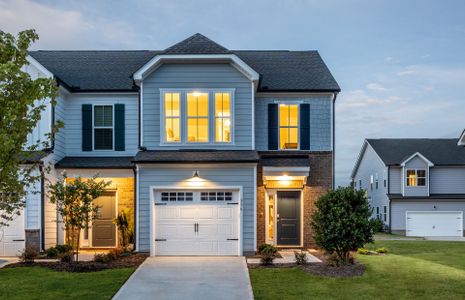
[0,211,25,257]
[156,223,195,239]
[179,207,198,219]
[407,212,463,237]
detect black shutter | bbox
[300,104,310,150]
[268,103,279,150]
[82,104,93,151]
[114,104,125,151]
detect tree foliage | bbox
[47,174,111,262]
[311,187,374,265]
[0,29,60,225]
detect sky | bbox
[1,0,465,186]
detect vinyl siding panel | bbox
[142,64,253,149]
[430,167,465,194]
[52,92,66,163]
[138,164,256,254]
[24,167,41,229]
[389,167,402,194]
[391,200,465,231]
[255,95,332,151]
[64,94,139,156]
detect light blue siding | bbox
[52,92,66,163]
[64,94,139,156]
[142,64,253,150]
[430,167,465,194]
[389,167,402,194]
[403,156,429,197]
[352,143,389,222]
[255,95,332,151]
[138,164,256,254]
[25,167,41,229]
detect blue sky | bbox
[1,0,465,185]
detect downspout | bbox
[133,165,138,252]
[332,92,338,190]
[388,166,392,233]
[39,164,45,251]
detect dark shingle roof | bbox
[368,139,465,166]
[55,156,134,169]
[19,151,51,163]
[163,33,231,54]
[134,150,259,163]
[29,34,339,92]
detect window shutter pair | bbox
[81,104,125,151]
[267,103,310,150]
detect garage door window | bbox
[200,191,233,201]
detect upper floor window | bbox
[164,93,181,143]
[94,105,113,150]
[162,90,233,145]
[406,169,426,187]
[279,104,299,149]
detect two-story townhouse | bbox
[1,33,339,257]
[352,133,465,237]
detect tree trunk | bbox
[70,225,75,263]
[76,228,80,262]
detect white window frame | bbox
[405,168,426,187]
[160,88,235,146]
[162,92,182,144]
[276,102,301,150]
[93,104,114,151]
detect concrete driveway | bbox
[113,257,253,300]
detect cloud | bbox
[384,56,393,62]
[397,68,417,76]
[0,0,142,49]
[366,83,387,91]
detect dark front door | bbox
[92,192,116,247]
[277,191,301,246]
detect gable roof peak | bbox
[163,33,231,55]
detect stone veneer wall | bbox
[257,151,333,249]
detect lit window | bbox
[215,93,231,143]
[94,105,113,150]
[164,93,181,143]
[406,169,426,186]
[187,92,209,143]
[279,104,299,149]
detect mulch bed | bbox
[4,253,148,273]
[248,261,366,278]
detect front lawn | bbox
[250,240,465,300]
[0,266,134,300]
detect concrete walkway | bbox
[113,257,253,300]
[0,257,18,268]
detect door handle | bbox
[194,223,199,232]
[196,223,199,232]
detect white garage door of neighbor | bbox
[154,190,240,256]
[406,211,463,237]
[0,212,25,256]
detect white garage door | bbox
[0,212,25,257]
[153,190,240,256]
[406,211,463,237]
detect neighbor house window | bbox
[187,92,209,143]
[406,169,426,186]
[383,206,387,222]
[279,104,299,149]
[215,92,232,143]
[94,105,113,150]
[164,93,181,143]
[376,207,380,220]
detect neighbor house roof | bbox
[367,138,465,166]
[29,33,340,93]
[134,150,259,163]
[55,156,134,169]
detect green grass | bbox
[250,240,465,300]
[0,266,135,300]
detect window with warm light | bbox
[279,104,299,149]
[215,92,231,143]
[164,93,181,143]
[187,92,209,143]
[406,169,426,186]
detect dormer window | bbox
[406,169,426,186]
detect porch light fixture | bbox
[193,171,200,178]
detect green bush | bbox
[311,187,374,265]
[258,244,278,255]
[94,253,111,263]
[371,218,385,233]
[58,251,72,263]
[376,247,388,254]
[45,247,59,258]
[357,248,369,255]
[294,251,308,265]
[18,246,39,263]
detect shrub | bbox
[258,243,278,265]
[260,253,275,265]
[108,248,121,260]
[45,247,59,258]
[58,251,72,263]
[357,248,369,255]
[371,218,385,233]
[294,251,308,265]
[55,244,72,254]
[326,252,354,266]
[311,187,374,265]
[94,253,111,263]
[18,246,39,263]
[376,247,388,254]
[257,243,277,255]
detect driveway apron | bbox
[113,257,253,300]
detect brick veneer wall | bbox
[256,151,333,250]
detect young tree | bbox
[311,187,374,265]
[47,174,111,262]
[0,29,61,226]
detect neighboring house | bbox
[351,133,465,237]
[0,33,339,256]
